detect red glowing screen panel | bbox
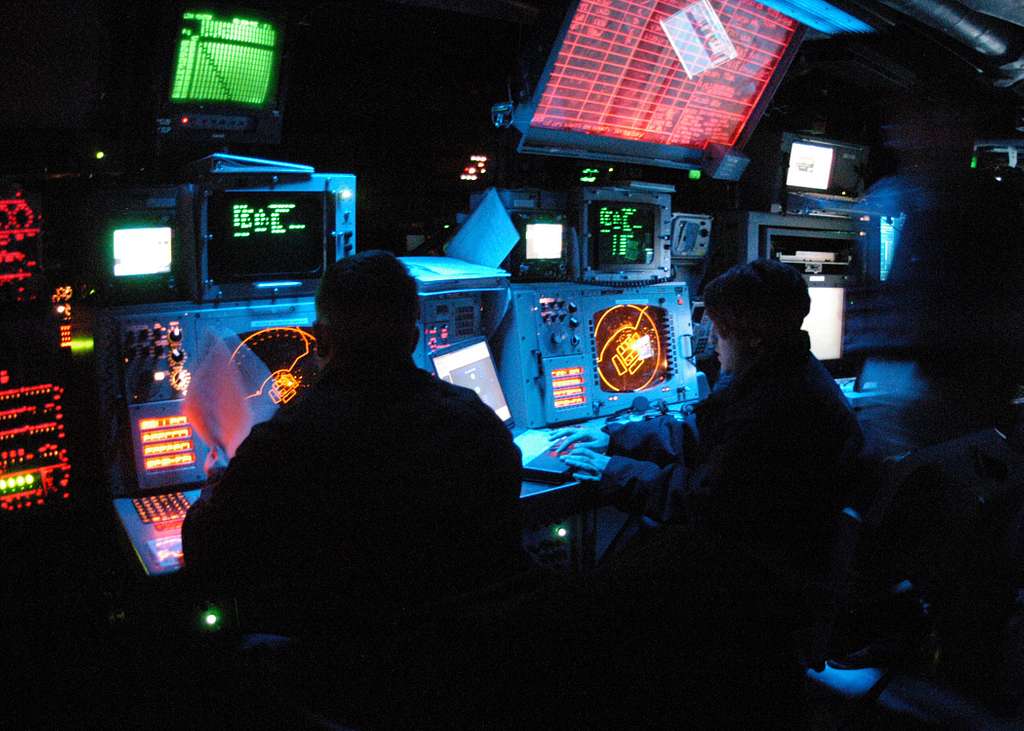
[0,194,42,300]
[527,0,800,153]
[0,383,72,511]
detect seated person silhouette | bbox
[182,251,524,638]
[553,258,863,566]
[545,259,864,724]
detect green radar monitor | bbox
[157,8,285,144]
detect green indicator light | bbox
[201,608,222,629]
[15,476,25,487]
[95,151,105,160]
[555,526,568,538]
[25,475,34,485]
[70,336,95,355]
[0,480,6,489]
[970,156,978,169]
[688,169,702,181]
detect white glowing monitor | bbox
[113,227,173,277]
[525,222,564,260]
[431,338,513,426]
[787,142,834,191]
[803,287,845,361]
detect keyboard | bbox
[132,492,192,524]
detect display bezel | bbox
[587,201,662,272]
[205,189,327,284]
[515,0,804,170]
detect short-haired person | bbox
[547,259,863,723]
[554,258,862,567]
[182,251,524,637]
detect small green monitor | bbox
[169,10,281,107]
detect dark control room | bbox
[4,0,1024,727]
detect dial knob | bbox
[168,325,182,343]
[570,335,581,347]
[568,317,579,329]
[169,348,184,363]
[567,302,577,313]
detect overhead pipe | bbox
[877,0,1024,87]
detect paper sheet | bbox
[444,188,519,268]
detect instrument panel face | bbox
[104,297,319,494]
[497,283,696,427]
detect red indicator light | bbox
[138,416,188,431]
[550,367,585,378]
[554,396,587,409]
[553,386,585,398]
[144,453,196,471]
[551,377,585,389]
[142,440,193,457]
[141,427,192,443]
[181,116,190,125]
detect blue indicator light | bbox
[254,281,303,289]
[759,0,873,35]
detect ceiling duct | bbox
[877,0,1024,88]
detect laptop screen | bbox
[431,338,513,427]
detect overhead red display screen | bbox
[528,0,800,151]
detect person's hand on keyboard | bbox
[547,425,609,454]
[559,446,610,482]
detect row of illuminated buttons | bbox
[0,385,55,401]
[0,473,36,493]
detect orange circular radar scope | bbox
[593,304,670,393]
[230,327,320,407]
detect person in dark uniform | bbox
[555,257,863,567]
[182,251,524,638]
[550,258,864,724]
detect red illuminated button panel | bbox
[137,415,198,472]
[551,366,587,409]
[132,491,192,524]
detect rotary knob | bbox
[168,325,182,343]
[169,347,184,364]
[568,317,579,329]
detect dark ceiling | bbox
[1,0,1022,246]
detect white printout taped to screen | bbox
[787,142,834,190]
